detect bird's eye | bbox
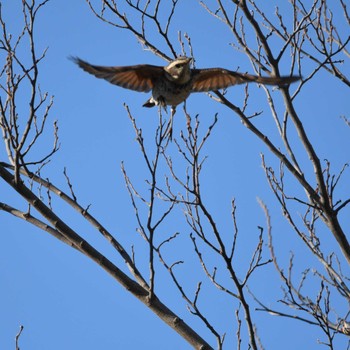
[175,64,181,68]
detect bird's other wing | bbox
[190,68,300,92]
[71,57,164,92]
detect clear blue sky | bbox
[1,1,349,349]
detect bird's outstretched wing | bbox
[71,57,164,92]
[191,68,300,92]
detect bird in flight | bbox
[72,56,300,138]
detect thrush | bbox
[72,56,300,138]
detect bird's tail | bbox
[143,99,156,108]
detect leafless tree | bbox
[1,0,349,349]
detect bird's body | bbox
[143,74,192,109]
[72,56,300,137]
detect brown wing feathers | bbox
[71,57,162,92]
[191,68,300,92]
[72,57,300,94]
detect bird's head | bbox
[164,57,192,84]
